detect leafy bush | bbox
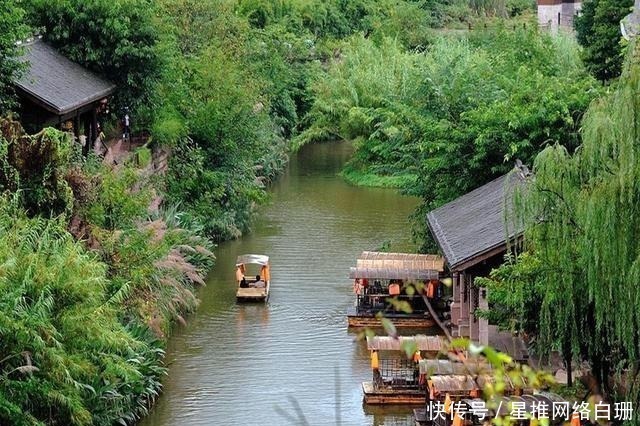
[0,206,165,425]
[0,119,75,217]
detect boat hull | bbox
[362,382,426,405]
[236,283,270,302]
[347,307,434,328]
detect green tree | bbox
[25,0,160,112]
[0,0,28,112]
[475,252,543,339]
[297,27,598,250]
[517,40,640,404]
[575,0,633,82]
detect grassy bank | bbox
[0,120,214,425]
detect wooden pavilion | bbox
[426,163,530,359]
[13,38,116,151]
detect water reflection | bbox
[140,141,421,426]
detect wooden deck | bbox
[348,315,434,328]
[236,286,268,302]
[347,307,434,328]
[362,382,426,405]
[347,315,435,329]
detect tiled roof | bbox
[14,39,116,115]
[427,167,527,270]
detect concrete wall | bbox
[538,1,582,33]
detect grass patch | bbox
[340,166,417,188]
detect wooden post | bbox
[479,288,489,345]
[83,113,92,156]
[470,285,479,341]
[91,108,98,154]
[460,272,470,327]
[73,111,80,140]
[450,271,461,330]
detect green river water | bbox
[140,141,422,426]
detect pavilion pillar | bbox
[450,272,461,328]
[479,288,489,345]
[470,283,479,341]
[83,113,92,156]
[73,111,80,140]
[460,272,469,321]
[456,272,469,338]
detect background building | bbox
[538,0,583,32]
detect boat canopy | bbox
[349,266,439,280]
[429,375,481,394]
[419,359,490,375]
[366,335,447,352]
[429,374,531,394]
[236,254,270,266]
[357,251,444,272]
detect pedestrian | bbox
[122,109,131,140]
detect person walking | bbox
[122,109,131,140]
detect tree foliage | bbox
[0,119,215,425]
[515,40,640,405]
[0,207,165,426]
[25,0,161,111]
[297,24,598,250]
[575,0,633,82]
[0,118,75,217]
[0,0,28,112]
[475,252,543,339]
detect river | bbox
[140,141,422,426]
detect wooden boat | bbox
[347,251,449,328]
[235,254,270,302]
[362,335,448,405]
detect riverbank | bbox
[0,120,216,425]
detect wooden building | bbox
[426,164,530,356]
[13,38,116,149]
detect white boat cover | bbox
[236,254,269,266]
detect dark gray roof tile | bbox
[14,40,116,115]
[427,168,526,270]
